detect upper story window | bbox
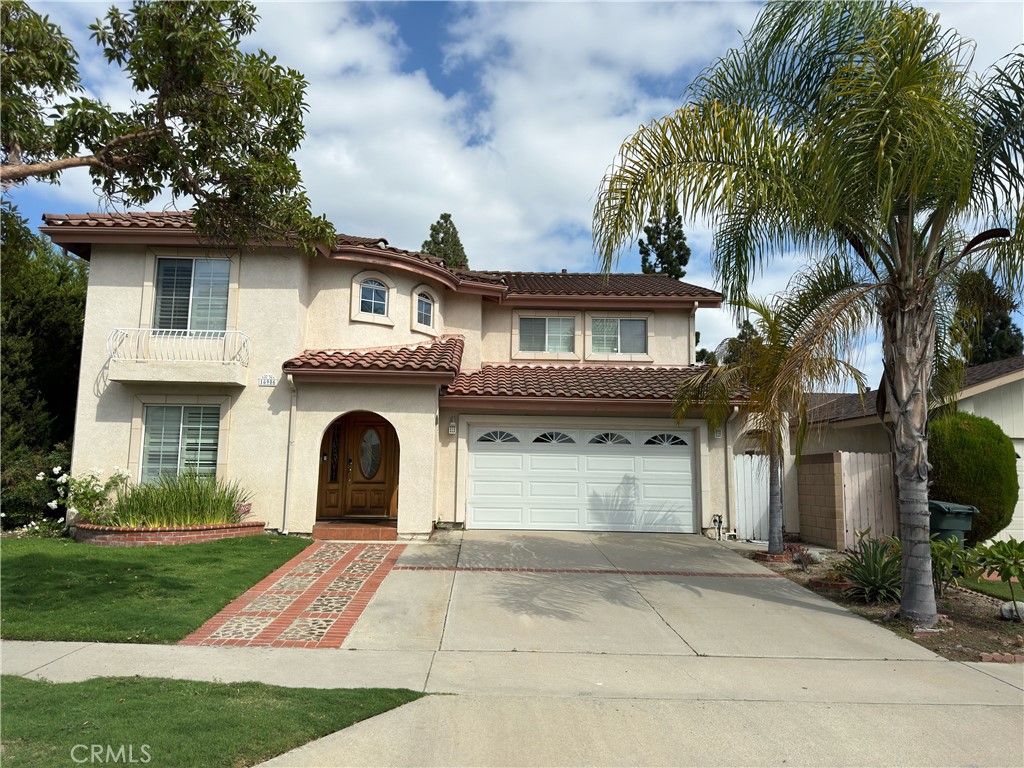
[360,279,388,316]
[592,318,647,354]
[520,317,574,353]
[417,293,434,327]
[154,258,229,332]
[351,271,396,327]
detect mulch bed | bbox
[750,551,1024,662]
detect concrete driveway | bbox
[342,530,937,662]
[6,531,1021,766]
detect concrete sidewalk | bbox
[3,531,1022,767]
[3,639,1022,767]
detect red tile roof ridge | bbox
[475,362,705,371]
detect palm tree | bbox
[675,265,869,556]
[593,1,1023,626]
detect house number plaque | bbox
[258,374,278,387]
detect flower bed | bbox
[73,520,265,547]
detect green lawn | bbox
[0,535,309,643]
[961,576,1020,602]
[0,675,423,768]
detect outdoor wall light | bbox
[448,416,457,436]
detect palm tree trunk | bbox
[767,432,784,555]
[879,293,938,627]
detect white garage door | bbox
[467,426,696,532]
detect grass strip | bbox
[960,576,1017,603]
[1,535,309,643]
[0,675,424,768]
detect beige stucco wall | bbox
[71,246,309,531]
[303,260,455,350]
[479,304,693,365]
[285,384,440,537]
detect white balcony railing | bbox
[106,328,251,366]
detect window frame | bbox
[512,310,581,361]
[350,270,396,327]
[410,284,441,337]
[129,395,230,484]
[585,311,653,362]
[142,251,238,336]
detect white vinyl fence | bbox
[840,452,898,549]
[735,454,770,541]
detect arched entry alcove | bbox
[316,411,400,521]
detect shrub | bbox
[975,538,1024,622]
[0,444,71,529]
[930,535,980,599]
[929,412,1018,544]
[86,470,252,528]
[839,532,902,604]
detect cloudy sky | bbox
[11,1,1024,387]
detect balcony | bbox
[105,328,251,386]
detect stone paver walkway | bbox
[180,542,404,649]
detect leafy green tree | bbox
[674,267,867,554]
[639,198,690,279]
[694,331,717,365]
[1,204,87,527]
[718,320,759,366]
[1,0,333,253]
[953,271,1024,365]
[421,213,469,269]
[594,1,1023,626]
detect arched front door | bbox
[316,412,399,520]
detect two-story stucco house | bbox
[43,211,751,540]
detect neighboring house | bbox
[43,211,750,540]
[800,356,1024,541]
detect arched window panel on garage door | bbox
[644,433,688,446]
[588,431,631,445]
[477,429,520,444]
[533,431,576,444]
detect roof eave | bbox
[287,369,458,385]
[498,294,721,309]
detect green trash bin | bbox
[928,500,979,548]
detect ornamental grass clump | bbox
[839,531,902,604]
[88,470,252,528]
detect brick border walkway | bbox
[180,542,404,649]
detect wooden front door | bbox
[317,413,398,520]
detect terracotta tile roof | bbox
[444,364,716,400]
[284,336,464,375]
[41,211,195,229]
[468,271,722,299]
[41,211,720,299]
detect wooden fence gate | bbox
[735,454,770,541]
[840,452,899,549]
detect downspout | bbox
[281,373,297,535]
[723,406,741,537]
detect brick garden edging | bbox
[73,520,265,547]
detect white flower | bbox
[35,472,46,481]
[0,513,5,518]
[67,507,78,516]
[46,500,58,510]
[52,466,62,475]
